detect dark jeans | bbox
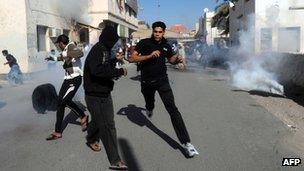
[55,76,85,133]
[141,77,191,144]
[85,95,121,165]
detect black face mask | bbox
[98,25,119,51]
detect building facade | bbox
[196,9,226,45]
[0,0,138,74]
[88,0,138,44]
[170,24,188,34]
[230,0,304,53]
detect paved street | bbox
[0,64,303,171]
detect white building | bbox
[0,0,138,74]
[196,9,226,45]
[89,0,138,44]
[230,0,304,53]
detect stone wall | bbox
[0,0,28,73]
[276,53,304,87]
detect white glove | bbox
[62,51,67,57]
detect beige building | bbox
[230,0,304,53]
[89,0,138,44]
[0,0,138,74]
[196,9,227,45]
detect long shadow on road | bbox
[130,75,141,82]
[61,101,87,132]
[117,104,187,157]
[61,111,81,132]
[118,138,142,171]
[62,101,87,131]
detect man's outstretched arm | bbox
[168,55,184,65]
[129,50,160,63]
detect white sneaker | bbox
[183,143,199,157]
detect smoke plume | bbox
[53,0,92,25]
[227,0,303,95]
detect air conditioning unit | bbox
[49,28,62,37]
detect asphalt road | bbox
[0,64,303,171]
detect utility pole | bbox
[157,0,160,19]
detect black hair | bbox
[55,34,69,45]
[152,21,166,30]
[2,50,8,55]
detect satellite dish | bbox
[203,8,209,13]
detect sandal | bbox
[86,142,101,152]
[109,161,128,170]
[80,115,89,132]
[46,132,62,141]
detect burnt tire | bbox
[32,83,58,114]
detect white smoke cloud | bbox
[52,0,92,25]
[26,0,93,25]
[229,11,285,95]
[229,0,304,95]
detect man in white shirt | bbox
[46,34,89,140]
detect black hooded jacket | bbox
[83,26,124,97]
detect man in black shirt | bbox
[129,21,199,157]
[2,50,23,85]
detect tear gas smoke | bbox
[234,0,304,95]
[188,1,304,96]
[230,57,284,95]
[228,4,291,96]
[52,0,92,25]
[26,0,92,25]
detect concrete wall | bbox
[108,0,138,30]
[88,0,108,27]
[0,0,28,73]
[26,0,75,72]
[229,0,255,47]
[205,12,223,45]
[274,53,304,88]
[230,0,304,54]
[255,0,304,53]
[88,0,108,44]
[88,0,138,44]
[197,11,225,45]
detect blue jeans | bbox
[7,65,23,85]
